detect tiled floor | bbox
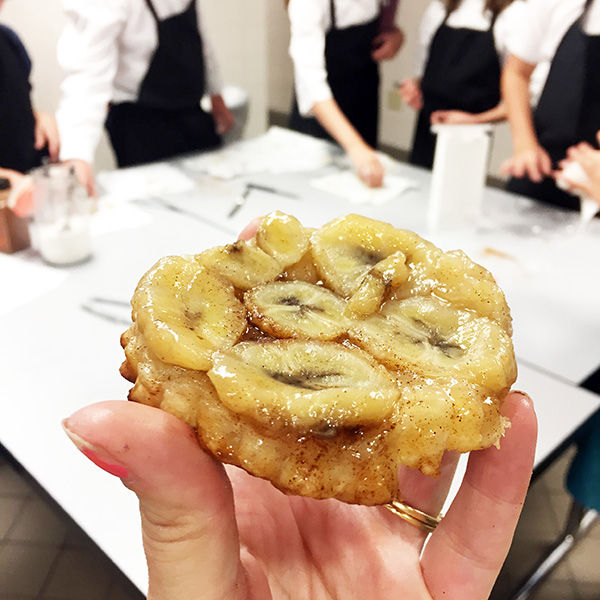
[491,447,600,600]
[0,450,143,600]
[0,445,598,599]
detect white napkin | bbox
[97,163,196,201]
[183,126,333,179]
[91,197,153,235]
[310,171,418,205]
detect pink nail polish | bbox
[62,420,129,479]
[79,446,129,479]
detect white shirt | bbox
[288,0,386,117]
[56,0,224,164]
[506,0,600,105]
[507,0,600,66]
[414,0,526,78]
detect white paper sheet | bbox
[182,127,333,178]
[310,171,418,205]
[96,163,197,201]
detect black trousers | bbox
[105,102,221,168]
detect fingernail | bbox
[62,419,129,479]
[512,390,534,406]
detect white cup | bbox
[428,123,493,231]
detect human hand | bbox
[399,79,423,111]
[348,144,385,187]
[34,111,60,163]
[211,94,235,136]
[66,158,97,199]
[62,391,536,600]
[0,168,34,217]
[499,145,553,182]
[430,110,479,125]
[557,134,600,204]
[371,27,405,62]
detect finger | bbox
[48,132,61,163]
[237,216,264,241]
[34,123,45,151]
[421,391,537,600]
[527,160,542,182]
[63,401,249,600]
[377,450,460,546]
[361,163,384,187]
[540,152,554,177]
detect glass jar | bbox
[31,164,93,266]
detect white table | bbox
[1,134,599,595]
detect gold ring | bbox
[385,500,442,533]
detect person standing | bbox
[500,0,600,210]
[56,0,234,197]
[287,0,404,188]
[0,0,60,173]
[400,0,523,170]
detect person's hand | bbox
[371,27,405,62]
[347,144,385,187]
[399,79,423,111]
[431,110,479,125]
[558,132,600,204]
[211,94,235,136]
[66,158,97,198]
[0,167,34,217]
[499,145,553,182]
[62,391,536,600]
[34,111,60,163]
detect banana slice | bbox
[121,323,220,427]
[208,339,400,430]
[245,280,349,340]
[311,214,411,297]
[131,255,247,371]
[344,250,409,317]
[255,211,310,268]
[349,296,515,391]
[390,245,512,332]
[195,240,282,291]
[281,245,322,285]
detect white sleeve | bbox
[414,1,445,78]
[505,0,559,65]
[196,1,223,96]
[288,0,331,117]
[493,0,527,63]
[56,0,127,164]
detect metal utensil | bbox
[228,185,251,218]
[80,297,131,326]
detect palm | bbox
[227,459,455,599]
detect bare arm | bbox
[431,102,507,125]
[499,54,552,181]
[313,98,384,187]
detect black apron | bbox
[0,26,44,173]
[409,12,501,169]
[105,0,220,168]
[288,0,381,148]
[506,0,600,210]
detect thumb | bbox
[62,400,248,600]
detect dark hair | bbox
[444,0,514,16]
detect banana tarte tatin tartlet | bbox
[120,212,517,505]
